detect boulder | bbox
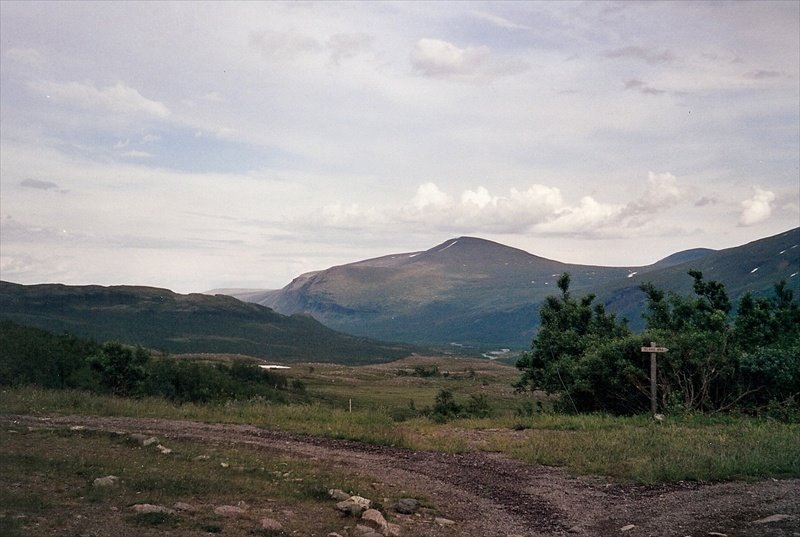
[394,498,420,515]
[329,489,351,501]
[361,508,388,531]
[350,495,372,509]
[131,504,175,514]
[92,475,119,487]
[335,500,365,518]
[173,502,197,512]
[259,518,283,531]
[214,504,248,516]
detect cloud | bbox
[412,182,452,209]
[604,46,676,65]
[5,47,45,68]
[624,79,667,96]
[30,80,170,118]
[739,188,775,226]
[20,178,60,191]
[535,196,623,234]
[744,69,784,80]
[120,150,153,158]
[412,38,490,77]
[469,11,531,30]
[695,196,718,207]
[410,38,525,80]
[328,33,373,64]
[248,30,322,60]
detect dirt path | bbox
[5,415,798,537]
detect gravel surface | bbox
[5,414,798,537]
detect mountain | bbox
[232,229,799,348]
[0,281,417,364]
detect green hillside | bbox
[238,229,799,348]
[0,282,417,364]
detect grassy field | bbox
[0,426,425,537]
[2,355,798,485]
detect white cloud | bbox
[411,38,502,80]
[409,37,528,80]
[469,11,531,31]
[739,188,776,226]
[29,80,170,118]
[412,182,452,209]
[461,186,496,209]
[535,196,623,234]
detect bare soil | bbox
[5,414,799,537]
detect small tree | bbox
[88,342,149,396]
[515,273,631,411]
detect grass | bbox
[0,426,416,537]
[1,353,798,485]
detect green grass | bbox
[2,379,798,484]
[0,426,412,537]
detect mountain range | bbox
[0,281,417,363]
[225,228,800,348]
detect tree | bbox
[88,342,149,396]
[515,273,633,412]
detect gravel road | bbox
[5,415,798,537]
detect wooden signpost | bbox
[641,342,668,417]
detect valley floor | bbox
[3,414,798,537]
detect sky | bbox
[1,1,798,294]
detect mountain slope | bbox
[235,229,799,348]
[0,281,417,364]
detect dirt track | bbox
[5,414,799,537]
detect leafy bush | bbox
[516,272,800,418]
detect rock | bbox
[194,455,210,461]
[354,525,382,537]
[220,462,229,468]
[386,523,402,536]
[435,517,455,526]
[129,433,159,446]
[329,488,351,501]
[173,502,196,512]
[335,499,365,518]
[156,444,172,455]
[620,525,636,532]
[70,425,86,431]
[327,534,344,537]
[754,514,793,524]
[394,498,420,515]
[350,495,372,509]
[361,509,388,531]
[213,504,247,516]
[131,504,175,514]
[707,533,728,537]
[259,517,283,531]
[92,475,119,487]
[567,527,582,533]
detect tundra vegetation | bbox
[1,271,798,492]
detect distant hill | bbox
[230,229,799,348]
[0,282,417,364]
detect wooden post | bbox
[641,342,668,418]
[649,342,657,417]
[349,398,352,413]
